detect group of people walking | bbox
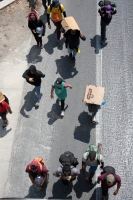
[0,0,120,199]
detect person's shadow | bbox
[25,183,47,198]
[90,35,108,54]
[26,45,42,64]
[20,88,42,118]
[55,55,78,79]
[73,111,96,143]
[73,169,97,199]
[47,99,68,125]
[48,179,73,199]
[0,120,12,138]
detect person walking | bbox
[97,166,121,200]
[47,0,66,41]
[82,144,104,185]
[50,78,72,117]
[25,157,49,190]
[98,2,117,44]
[53,164,80,191]
[22,65,45,107]
[42,0,51,13]
[27,0,37,12]
[0,91,12,129]
[61,29,86,61]
[28,11,46,47]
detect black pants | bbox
[61,100,65,111]
[0,111,7,120]
[102,187,108,197]
[101,20,110,41]
[42,0,51,9]
[32,32,42,45]
[62,177,76,186]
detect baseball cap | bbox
[54,78,63,88]
[105,5,112,14]
[0,91,5,103]
[89,151,96,160]
[52,0,60,7]
[106,174,115,184]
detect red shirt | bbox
[98,173,121,189]
[0,101,9,113]
[25,161,49,177]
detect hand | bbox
[101,14,105,17]
[48,24,51,29]
[114,190,118,195]
[67,176,72,181]
[51,94,54,99]
[60,36,64,40]
[29,78,34,82]
[9,111,13,114]
[32,30,36,34]
[69,85,72,89]
[42,33,45,36]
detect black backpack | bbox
[59,151,79,167]
[102,166,118,182]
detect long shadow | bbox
[25,183,47,198]
[73,111,95,143]
[20,88,41,118]
[47,99,68,125]
[90,35,108,54]
[0,120,12,138]
[48,179,72,199]
[44,31,63,55]
[73,169,96,199]
[55,55,78,79]
[26,45,42,64]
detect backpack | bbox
[50,4,63,22]
[86,145,101,164]
[102,166,118,182]
[59,151,79,167]
[98,0,117,8]
[33,157,46,171]
[0,95,9,107]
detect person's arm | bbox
[63,11,66,18]
[80,32,86,41]
[97,176,101,184]
[51,86,54,98]
[39,173,47,186]
[29,174,36,186]
[111,9,117,15]
[98,8,105,17]
[114,181,121,195]
[37,70,45,78]
[8,106,12,114]
[22,70,34,83]
[82,161,88,180]
[47,6,51,28]
[64,83,72,89]
[28,20,36,33]
[100,161,104,169]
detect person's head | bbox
[88,151,96,161]
[29,65,36,74]
[28,12,38,21]
[54,78,63,89]
[105,5,112,14]
[30,165,38,172]
[62,164,71,176]
[70,29,77,35]
[106,174,115,186]
[0,91,5,103]
[52,0,60,7]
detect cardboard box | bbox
[83,85,104,105]
[61,16,80,32]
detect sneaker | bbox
[35,102,39,107]
[69,53,72,57]
[3,121,9,129]
[88,111,92,116]
[61,110,64,117]
[92,116,96,123]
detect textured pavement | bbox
[0,0,133,199]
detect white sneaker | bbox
[35,102,39,107]
[92,116,96,123]
[61,110,64,117]
[88,111,92,116]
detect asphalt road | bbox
[3,0,133,199]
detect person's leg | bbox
[89,165,98,183]
[101,20,106,42]
[38,37,43,47]
[102,187,108,200]
[61,99,65,111]
[32,32,39,46]
[68,46,72,57]
[42,0,47,9]
[92,111,97,123]
[62,179,68,186]
[1,112,8,129]
[35,86,41,103]
[72,47,78,58]
[53,21,62,40]
[47,0,51,6]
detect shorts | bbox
[102,187,108,197]
[90,165,98,173]
[0,111,7,120]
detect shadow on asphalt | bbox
[48,179,72,199]
[73,111,96,143]
[20,88,43,118]
[0,121,12,138]
[25,183,47,198]
[47,99,68,125]
[26,45,42,64]
[90,35,108,54]
[55,55,78,80]
[73,169,96,198]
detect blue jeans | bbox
[35,86,41,102]
[90,165,98,173]
[68,45,79,57]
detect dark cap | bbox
[89,151,96,160]
[54,78,63,88]
[62,164,71,172]
[52,0,60,7]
